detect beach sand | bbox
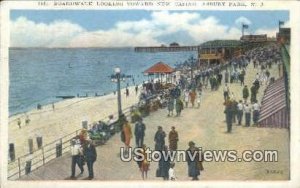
[8,85,141,159]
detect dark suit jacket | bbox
[84,144,97,162]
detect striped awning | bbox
[258,77,289,128]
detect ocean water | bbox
[9,47,196,116]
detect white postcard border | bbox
[1,0,300,187]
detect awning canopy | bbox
[258,77,289,128]
[144,62,175,74]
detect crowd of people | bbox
[125,43,281,180]
[223,44,282,132]
[68,43,282,180]
[119,116,203,181]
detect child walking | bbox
[168,162,177,181]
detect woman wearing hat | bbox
[175,98,184,116]
[154,126,166,151]
[189,89,196,108]
[167,97,174,116]
[158,145,171,180]
[186,141,202,180]
[168,126,178,151]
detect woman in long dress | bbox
[123,120,132,154]
[175,99,184,116]
[189,90,196,107]
[186,141,202,180]
[167,98,174,116]
[139,144,150,180]
[184,90,189,108]
[197,90,202,108]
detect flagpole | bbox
[242,24,244,37]
[279,20,284,31]
[278,21,280,31]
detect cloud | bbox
[255,28,278,38]
[187,16,241,42]
[10,12,283,48]
[69,30,160,48]
[10,16,85,47]
[235,16,252,26]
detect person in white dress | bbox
[184,90,190,108]
[168,162,177,181]
[197,90,202,108]
[252,100,261,125]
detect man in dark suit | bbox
[83,140,97,180]
[224,98,233,133]
[134,118,146,147]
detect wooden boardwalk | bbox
[19,64,289,181]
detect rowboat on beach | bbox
[55,95,76,99]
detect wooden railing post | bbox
[36,136,43,149]
[18,158,21,178]
[28,138,33,154]
[56,138,63,158]
[9,143,15,162]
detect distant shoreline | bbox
[9,46,135,50]
[9,87,128,119]
[8,83,144,122]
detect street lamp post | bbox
[115,67,122,118]
[111,67,131,119]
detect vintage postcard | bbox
[0,0,300,187]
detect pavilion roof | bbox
[144,62,175,74]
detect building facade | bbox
[198,40,242,66]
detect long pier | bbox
[134,46,199,52]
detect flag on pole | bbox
[279,21,284,27]
[242,24,249,29]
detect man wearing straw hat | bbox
[70,138,84,179]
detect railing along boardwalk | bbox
[7,105,134,180]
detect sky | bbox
[10,10,289,48]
